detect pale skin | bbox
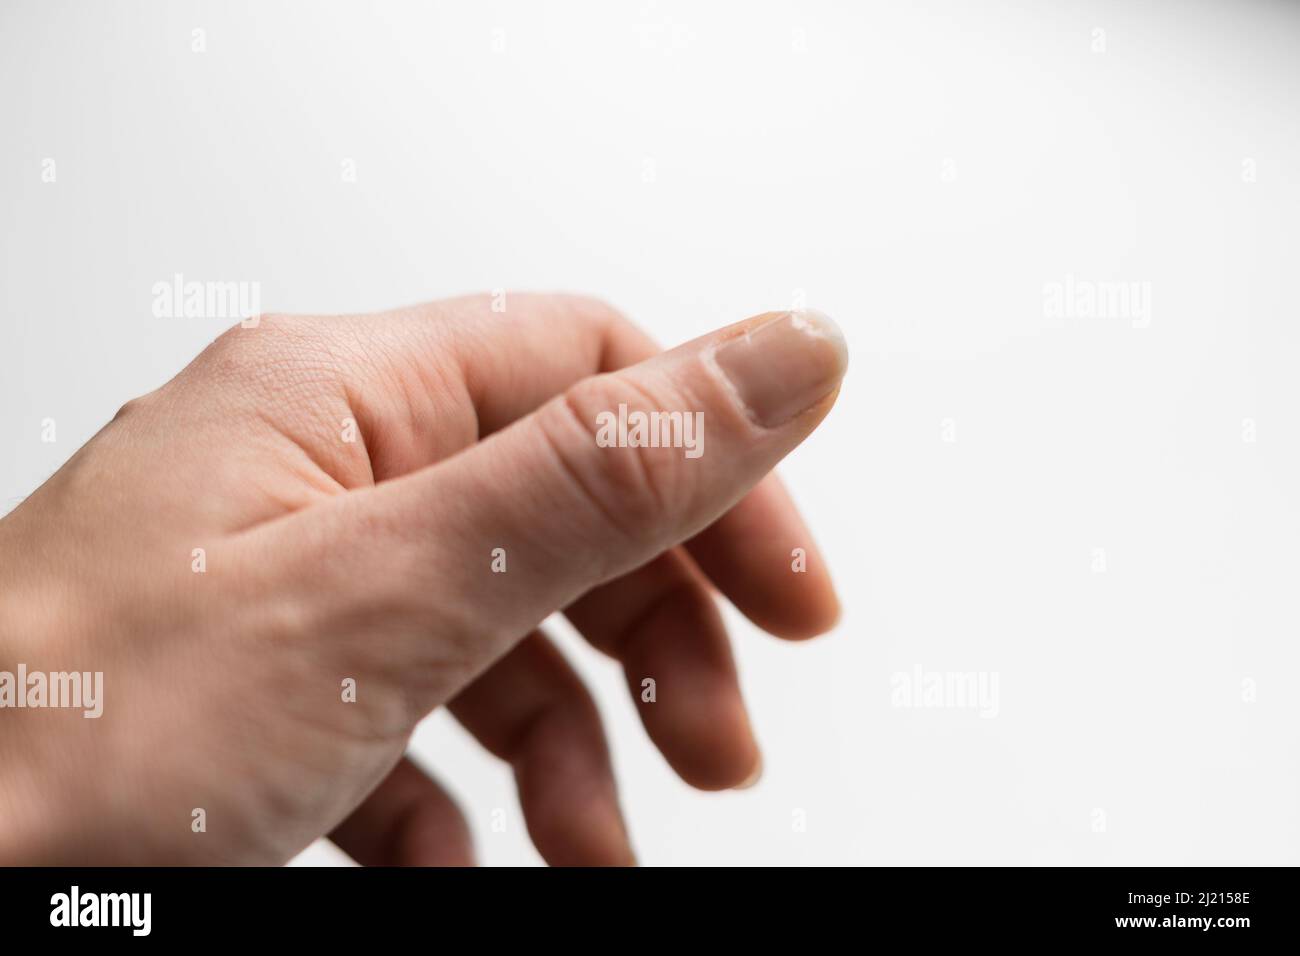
[0,294,848,865]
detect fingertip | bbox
[734,753,764,790]
[521,776,636,867]
[654,695,761,792]
[686,472,843,642]
[711,309,848,430]
[771,572,843,639]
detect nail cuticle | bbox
[712,310,848,428]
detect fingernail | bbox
[714,310,848,427]
[735,754,764,790]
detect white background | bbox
[3,0,1299,865]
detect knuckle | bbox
[110,394,149,422]
[201,318,274,382]
[552,293,626,326]
[210,312,302,361]
[541,374,694,544]
[201,313,349,399]
[541,293,645,348]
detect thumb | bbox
[296,309,847,694]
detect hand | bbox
[0,294,847,865]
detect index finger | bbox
[687,472,842,641]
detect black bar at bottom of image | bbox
[0,866,1281,943]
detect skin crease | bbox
[0,294,845,866]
